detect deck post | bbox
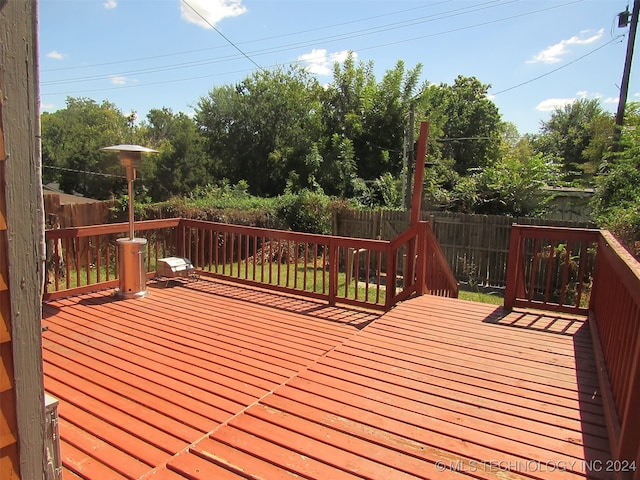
[328,241,339,306]
[503,224,522,310]
[415,222,427,296]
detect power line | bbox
[41,0,568,90]
[41,1,453,74]
[492,35,624,96]
[42,0,512,87]
[43,165,126,179]
[181,0,264,73]
[42,1,582,97]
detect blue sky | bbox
[39,0,638,135]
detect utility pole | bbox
[403,102,416,209]
[612,0,640,152]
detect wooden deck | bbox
[42,278,613,480]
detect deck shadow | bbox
[162,277,382,329]
[482,306,587,336]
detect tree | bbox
[320,55,423,185]
[139,108,212,201]
[474,133,560,217]
[419,76,502,174]
[41,97,133,199]
[196,65,322,197]
[592,102,640,255]
[533,98,613,185]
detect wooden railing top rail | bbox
[46,218,182,239]
[508,224,601,240]
[180,218,390,249]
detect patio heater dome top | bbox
[100,144,158,153]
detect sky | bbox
[39,0,639,135]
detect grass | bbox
[458,290,504,305]
[50,259,505,307]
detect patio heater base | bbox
[116,237,148,299]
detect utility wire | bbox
[41,1,453,74]
[43,165,126,179]
[42,0,512,86]
[492,35,625,95]
[181,0,264,72]
[42,1,582,97]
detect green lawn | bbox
[51,258,506,307]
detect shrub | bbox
[275,190,332,234]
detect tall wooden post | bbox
[410,122,430,226]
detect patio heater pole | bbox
[101,144,158,298]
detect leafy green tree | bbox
[196,65,322,197]
[41,97,133,199]
[474,134,560,217]
[532,98,613,184]
[321,55,423,184]
[592,103,640,254]
[139,108,212,201]
[419,76,502,174]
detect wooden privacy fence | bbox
[334,209,594,288]
[44,193,115,228]
[44,218,458,310]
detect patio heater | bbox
[101,144,158,299]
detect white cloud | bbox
[297,49,353,76]
[109,75,128,85]
[103,0,117,9]
[535,98,576,112]
[180,0,247,29]
[46,50,66,60]
[527,29,604,64]
[40,102,56,111]
[604,97,619,104]
[535,90,606,112]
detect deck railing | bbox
[44,218,180,300]
[589,231,640,472]
[44,219,458,309]
[505,224,640,472]
[504,225,600,314]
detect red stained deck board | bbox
[54,399,170,468]
[61,441,129,480]
[327,347,608,436]
[44,308,289,391]
[312,355,609,450]
[59,417,151,479]
[47,297,313,375]
[191,437,305,479]
[207,424,370,480]
[244,402,469,480]
[294,367,603,465]
[44,357,206,442]
[352,320,602,408]
[45,375,186,456]
[75,291,337,362]
[43,326,250,420]
[42,280,611,480]
[167,450,263,480]
[44,303,296,384]
[260,388,531,480]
